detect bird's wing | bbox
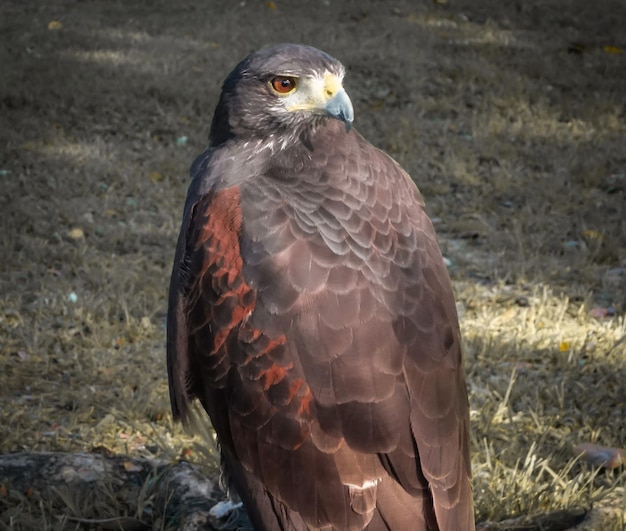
[168,131,474,529]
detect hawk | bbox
[167,43,475,530]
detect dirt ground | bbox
[1,0,625,529]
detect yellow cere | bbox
[284,71,344,112]
[323,72,343,100]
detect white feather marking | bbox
[346,478,380,491]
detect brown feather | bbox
[168,43,474,530]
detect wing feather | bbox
[168,119,474,529]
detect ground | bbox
[1,0,625,529]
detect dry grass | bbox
[1,0,625,529]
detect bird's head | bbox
[209,44,354,146]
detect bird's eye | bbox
[271,76,297,94]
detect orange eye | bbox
[271,76,297,94]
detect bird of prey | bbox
[167,43,475,530]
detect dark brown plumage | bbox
[167,43,475,530]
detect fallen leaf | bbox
[266,1,277,10]
[150,171,165,183]
[575,443,626,468]
[68,227,84,240]
[603,45,624,55]
[123,460,143,472]
[495,307,517,324]
[48,20,63,30]
[582,229,603,240]
[559,341,571,352]
[181,447,193,458]
[589,306,614,319]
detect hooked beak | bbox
[283,72,355,132]
[324,88,354,132]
